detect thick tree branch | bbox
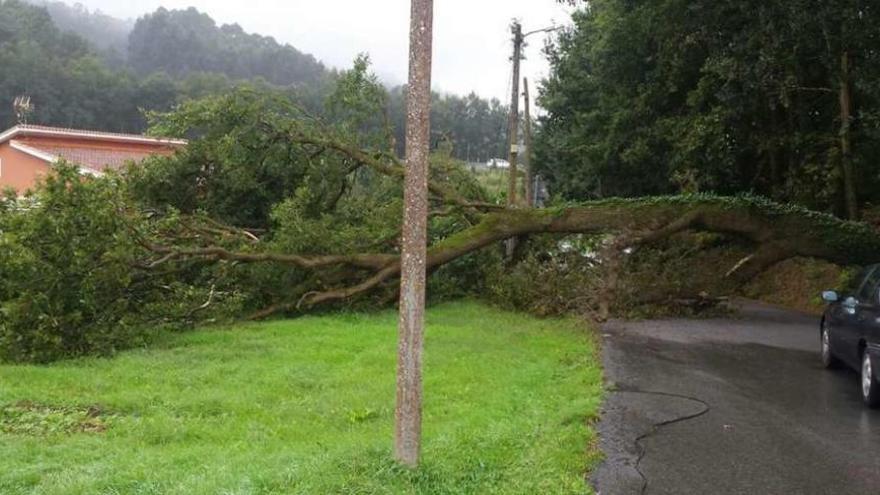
[288,130,503,211]
[145,196,880,319]
[144,242,395,271]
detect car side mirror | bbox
[822,291,839,303]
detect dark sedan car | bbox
[821,264,880,408]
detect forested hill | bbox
[21,1,328,85]
[128,7,327,86]
[24,0,132,59]
[0,0,508,162]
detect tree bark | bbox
[147,197,880,319]
[294,198,880,308]
[839,50,858,220]
[395,0,433,468]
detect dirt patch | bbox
[0,401,114,435]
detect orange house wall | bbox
[0,143,52,194]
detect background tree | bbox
[537,0,880,218]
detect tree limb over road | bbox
[145,183,880,318]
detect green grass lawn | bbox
[472,168,524,202]
[0,302,603,495]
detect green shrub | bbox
[0,165,155,363]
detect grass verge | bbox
[0,301,603,494]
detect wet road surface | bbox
[593,301,880,495]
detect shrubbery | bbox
[0,166,154,362]
[0,84,496,362]
[0,165,251,363]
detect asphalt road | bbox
[592,300,880,495]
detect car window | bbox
[857,266,880,303]
[845,267,873,295]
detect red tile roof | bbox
[16,142,173,173]
[0,124,186,174]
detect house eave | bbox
[9,141,104,177]
[0,125,187,147]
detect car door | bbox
[856,280,880,362]
[843,267,880,366]
[827,267,872,365]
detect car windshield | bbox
[843,267,873,295]
[855,266,880,302]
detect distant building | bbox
[486,158,510,169]
[0,125,186,193]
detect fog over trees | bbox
[2,0,510,162]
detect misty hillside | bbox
[24,0,132,58]
[0,0,508,162]
[129,7,327,86]
[20,1,328,85]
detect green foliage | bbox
[324,54,391,148]
[0,165,151,362]
[132,87,324,228]
[0,54,506,363]
[537,0,880,215]
[0,302,602,494]
[0,163,252,363]
[0,2,323,131]
[130,76,496,315]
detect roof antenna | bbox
[13,96,33,125]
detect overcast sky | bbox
[73,0,575,103]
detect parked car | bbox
[821,264,880,408]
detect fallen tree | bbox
[6,98,880,364]
[122,86,880,320]
[141,133,880,318]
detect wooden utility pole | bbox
[523,77,533,207]
[395,0,433,468]
[506,21,523,207]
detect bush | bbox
[0,165,155,363]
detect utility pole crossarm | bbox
[522,25,562,38]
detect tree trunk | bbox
[395,0,433,468]
[150,196,880,317]
[839,50,858,220]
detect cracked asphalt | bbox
[592,300,880,495]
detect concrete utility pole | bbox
[395,0,433,468]
[523,77,534,207]
[506,21,523,207]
